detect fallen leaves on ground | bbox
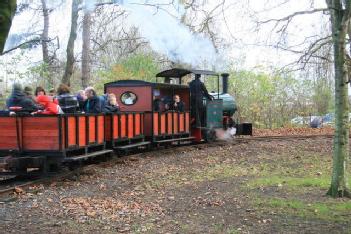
[253,127,334,136]
[60,196,164,222]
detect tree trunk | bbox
[62,0,80,86]
[40,0,53,88]
[81,11,91,89]
[0,0,17,54]
[326,0,351,198]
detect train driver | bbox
[189,74,213,127]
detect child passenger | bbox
[35,86,46,96]
[103,93,120,113]
[33,95,63,115]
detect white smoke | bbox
[6,0,222,70]
[67,0,221,68]
[122,0,218,69]
[215,127,236,141]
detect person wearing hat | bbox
[189,74,213,127]
[6,83,39,113]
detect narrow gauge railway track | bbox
[0,170,77,198]
[235,134,334,142]
[0,142,196,198]
[0,134,332,198]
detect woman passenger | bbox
[103,93,120,113]
[35,86,46,96]
[56,84,79,113]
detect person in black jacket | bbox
[103,93,120,113]
[84,87,102,113]
[166,94,185,112]
[189,74,213,127]
[6,83,39,113]
[56,84,79,113]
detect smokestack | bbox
[221,73,229,93]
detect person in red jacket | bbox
[33,95,63,115]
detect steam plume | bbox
[122,0,217,68]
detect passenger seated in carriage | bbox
[35,86,46,96]
[153,89,163,112]
[165,94,185,112]
[56,84,79,113]
[84,87,103,113]
[76,90,87,111]
[32,95,63,115]
[153,97,162,112]
[48,88,56,97]
[103,93,120,113]
[6,83,39,113]
[34,86,48,108]
[24,86,36,102]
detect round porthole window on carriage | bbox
[120,91,137,105]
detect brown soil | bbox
[0,137,350,234]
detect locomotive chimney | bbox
[221,73,229,93]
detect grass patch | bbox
[226,227,240,234]
[255,197,351,222]
[144,150,334,190]
[248,176,332,189]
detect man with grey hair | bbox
[83,86,102,113]
[6,83,38,112]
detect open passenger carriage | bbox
[104,79,194,146]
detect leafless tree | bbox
[90,5,148,68]
[81,10,91,88]
[62,0,80,86]
[243,0,350,197]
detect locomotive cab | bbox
[156,68,225,142]
[156,68,252,141]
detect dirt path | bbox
[0,137,350,234]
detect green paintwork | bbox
[206,99,223,129]
[212,93,237,116]
[0,0,17,53]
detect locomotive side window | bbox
[120,91,137,105]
